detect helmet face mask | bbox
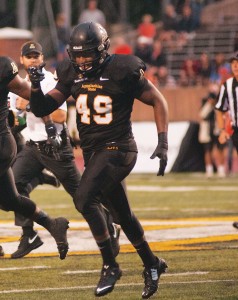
[67,22,110,76]
[70,49,100,72]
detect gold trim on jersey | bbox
[81,84,103,91]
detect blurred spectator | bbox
[173,0,186,15]
[157,66,177,88]
[196,52,212,86]
[159,4,179,49]
[55,12,70,62]
[148,39,167,68]
[178,57,200,86]
[111,36,133,55]
[198,83,226,178]
[209,52,231,84]
[190,0,204,30]
[78,0,106,27]
[137,14,156,44]
[134,36,153,64]
[177,4,196,35]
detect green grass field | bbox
[0,173,238,300]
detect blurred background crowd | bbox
[0,0,236,89]
[1,0,238,177]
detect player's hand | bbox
[45,122,62,160]
[218,129,230,144]
[150,132,168,176]
[28,62,46,89]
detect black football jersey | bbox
[0,56,18,134]
[56,54,147,151]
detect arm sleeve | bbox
[30,88,60,117]
[124,55,147,98]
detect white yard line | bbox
[63,270,208,276]
[0,266,50,271]
[0,279,236,294]
[36,185,238,192]
[127,185,238,192]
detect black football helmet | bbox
[67,22,110,76]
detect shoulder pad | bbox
[55,58,76,85]
[109,54,146,82]
[0,56,18,82]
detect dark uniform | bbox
[0,56,35,215]
[55,55,145,242]
[29,22,168,299]
[0,57,70,262]
[9,63,118,259]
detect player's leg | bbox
[73,150,129,296]
[11,146,45,258]
[99,205,121,257]
[107,182,168,299]
[38,169,60,187]
[0,167,69,259]
[78,149,167,299]
[42,145,121,257]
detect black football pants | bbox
[0,132,36,216]
[12,141,81,227]
[73,149,145,244]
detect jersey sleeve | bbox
[55,59,74,98]
[0,56,18,85]
[112,55,147,98]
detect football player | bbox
[29,22,168,298]
[0,55,69,259]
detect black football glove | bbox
[150,132,168,176]
[28,62,46,89]
[45,122,62,160]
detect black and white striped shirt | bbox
[215,77,238,127]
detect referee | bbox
[215,51,238,230]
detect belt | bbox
[27,139,57,158]
[28,139,47,148]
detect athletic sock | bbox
[22,226,36,237]
[97,238,117,266]
[134,240,157,267]
[33,211,52,230]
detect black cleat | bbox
[142,257,168,299]
[95,263,122,297]
[40,169,60,188]
[49,217,69,260]
[11,233,43,259]
[233,222,238,229]
[0,245,4,257]
[110,223,121,257]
